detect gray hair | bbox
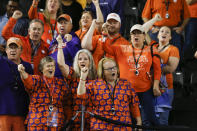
[38,56,55,73]
[73,49,97,79]
[29,19,44,32]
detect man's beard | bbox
[108,30,118,36]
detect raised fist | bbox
[80,67,89,80]
[154,13,162,21]
[32,0,39,7]
[92,0,99,6]
[56,35,63,48]
[12,10,23,20]
[64,34,72,42]
[18,64,25,72]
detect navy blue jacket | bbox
[0,57,33,116]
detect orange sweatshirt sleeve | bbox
[1,18,21,40]
[152,46,161,80]
[28,5,38,20]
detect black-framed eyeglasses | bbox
[103,66,117,71]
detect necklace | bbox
[105,80,118,114]
[43,76,55,111]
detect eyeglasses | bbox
[7,46,20,50]
[103,66,117,71]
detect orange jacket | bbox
[142,0,190,27]
[2,17,49,75]
[103,43,161,92]
[28,5,58,47]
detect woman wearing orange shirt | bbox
[75,0,103,41]
[28,0,62,46]
[156,26,180,125]
[102,24,162,127]
[57,35,97,130]
[128,25,162,127]
[77,57,142,130]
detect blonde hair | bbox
[73,49,97,79]
[97,57,120,79]
[43,0,62,24]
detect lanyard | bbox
[49,22,57,39]
[30,40,41,63]
[164,0,170,12]
[132,44,144,70]
[110,36,121,45]
[105,80,117,107]
[43,76,55,105]
[158,44,170,52]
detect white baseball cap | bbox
[130,24,144,33]
[106,13,121,23]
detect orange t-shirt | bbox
[188,3,197,18]
[159,45,180,89]
[75,29,100,41]
[2,18,49,75]
[142,0,190,27]
[103,44,161,92]
[28,6,58,47]
[91,34,130,67]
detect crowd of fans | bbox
[0,0,197,130]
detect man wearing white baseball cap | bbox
[81,13,130,66]
[106,13,121,23]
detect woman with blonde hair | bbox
[75,0,103,41]
[57,35,97,130]
[28,0,62,46]
[77,57,142,130]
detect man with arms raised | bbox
[2,10,48,75]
